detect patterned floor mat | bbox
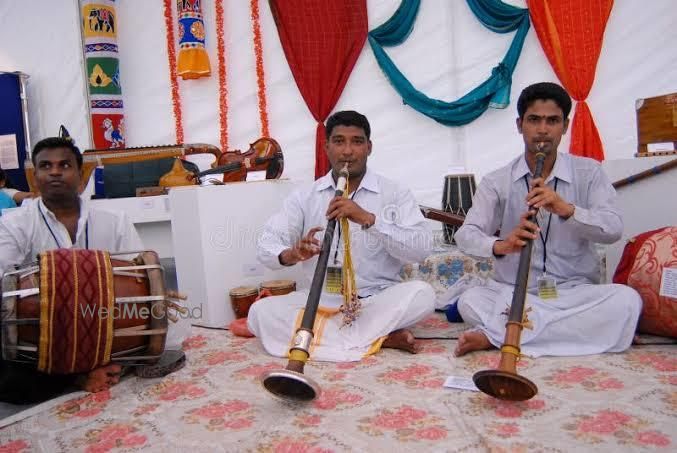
[1,323,675,452]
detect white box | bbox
[169,180,307,327]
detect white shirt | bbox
[257,168,433,297]
[455,152,622,289]
[0,196,144,276]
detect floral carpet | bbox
[0,312,675,453]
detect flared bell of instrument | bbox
[261,369,321,402]
[473,369,538,401]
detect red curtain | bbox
[269,0,368,178]
[528,0,614,161]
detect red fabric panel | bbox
[40,249,112,374]
[528,0,613,161]
[315,122,328,180]
[570,101,604,161]
[269,0,368,178]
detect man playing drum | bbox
[0,136,143,403]
[248,110,436,361]
[452,82,642,358]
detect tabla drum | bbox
[442,174,476,244]
[260,279,296,296]
[1,249,169,374]
[229,285,259,319]
[613,227,677,338]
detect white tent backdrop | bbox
[0,0,675,206]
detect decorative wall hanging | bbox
[215,0,229,151]
[163,0,184,143]
[80,0,126,149]
[177,0,212,80]
[369,0,530,126]
[270,0,368,179]
[528,0,613,161]
[251,0,269,138]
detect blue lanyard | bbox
[523,175,558,274]
[39,203,89,249]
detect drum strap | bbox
[37,249,114,374]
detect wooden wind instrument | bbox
[612,157,677,189]
[260,163,350,402]
[472,146,547,401]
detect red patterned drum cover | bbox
[1,249,168,374]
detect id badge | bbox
[537,274,558,299]
[325,266,343,294]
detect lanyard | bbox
[333,188,358,265]
[39,203,89,250]
[523,175,558,274]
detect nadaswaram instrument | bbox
[472,145,546,401]
[260,163,349,402]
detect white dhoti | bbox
[457,280,642,357]
[247,280,435,362]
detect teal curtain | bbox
[368,0,530,126]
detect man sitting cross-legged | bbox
[453,82,641,358]
[247,110,436,361]
[0,136,144,403]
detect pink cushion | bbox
[615,227,677,338]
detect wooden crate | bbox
[636,92,677,155]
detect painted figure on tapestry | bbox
[88,8,115,33]
[102,117,124,148]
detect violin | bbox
[197,137,284,183]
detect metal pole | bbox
[17,72,32,160]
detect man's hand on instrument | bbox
[326,197,376,227]
[279,226,323,265]
[527,177,575,219]
[493,211,540,256]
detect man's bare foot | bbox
[383,329,420,354]
[77,364,122,393]
[454,330,492,357]
[229,318,255,337]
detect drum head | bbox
[260,280,295,290]
[229,286,258,297]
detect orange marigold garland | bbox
[215,0,229,151]
[163,0,184,143]
[251,0,269,137]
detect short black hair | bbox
[325,110,371,140]
[31,137,83,168]
[517,82,572,119]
